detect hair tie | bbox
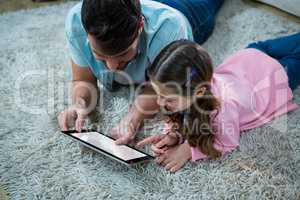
[185,67,198,87]
[187,67,211,91]
[190,67,198,79]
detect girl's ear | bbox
[195,87,206,97]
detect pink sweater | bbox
[165,49,299,161]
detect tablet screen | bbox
[72,132,147,161]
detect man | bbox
[58,0,223,145]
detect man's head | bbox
[81,0,144,70]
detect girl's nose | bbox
[156,97,165,107]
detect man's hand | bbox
[58,60,98,132]
[111,82,160,145]
[58,103,89,132]
[111,112,141,145]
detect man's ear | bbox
[195,87,206,97]
[140,16,145,29]
[137,17,144,35]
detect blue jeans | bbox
[247,32,300,91]
[153,0,224,44]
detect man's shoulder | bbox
[141,0,190,26]
[65,2,86,39]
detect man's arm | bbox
[112,83,160,145]
[58,60,98,131]
[71,59,98,113]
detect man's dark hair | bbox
[81,0,142,56]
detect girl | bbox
[137,32,300,172]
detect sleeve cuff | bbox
[190,146,209,162]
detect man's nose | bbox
[105,59,120,70]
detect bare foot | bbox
[155,142,192,172]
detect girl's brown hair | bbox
[148,40,221,159]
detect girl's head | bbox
[148,40,221,158]
[148,40,214,112]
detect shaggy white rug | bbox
[0,1,300,199]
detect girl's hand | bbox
[136,133,179,154]
[156,142,191,172]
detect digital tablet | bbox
[61,130,154,165]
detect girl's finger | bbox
[155,155,165,165]
[155,137,170,148]
[153,152,160,157]
[162,146,169,151]
[137,135,164,147]
[161,158,169,167]
[163,156,173,166]
[165,161,177,171]
[151,145,165,154]
[170,163,183,173]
